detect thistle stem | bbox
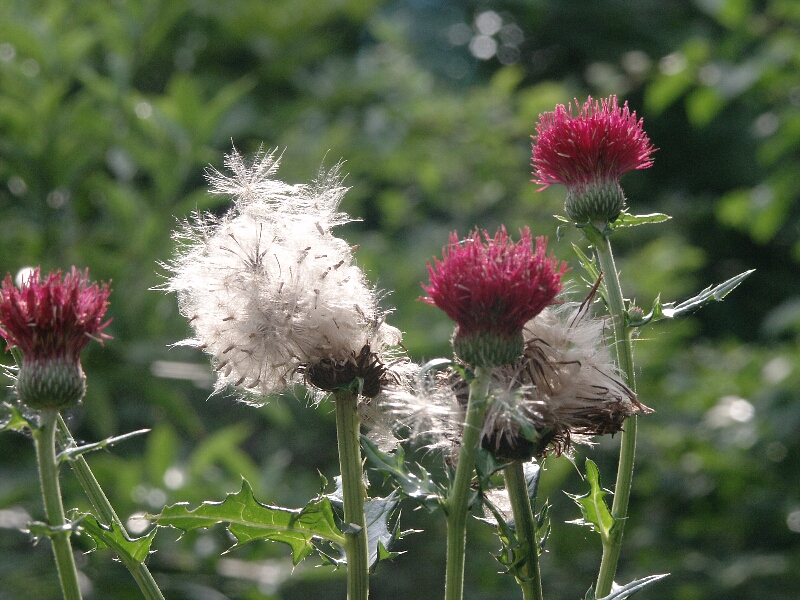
[334,391,369,600]
[585,225,638,598]
[33,409,84,600]
[56,416,165,600]
[503,460,543,600]
[445,365,492,600]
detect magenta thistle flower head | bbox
[422,227,567,367]
[531,95,655,225]
[0,267,111,410]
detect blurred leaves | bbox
[1,0,800,598]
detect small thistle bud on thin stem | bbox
[532,95,656,226]
[0,268,111,410]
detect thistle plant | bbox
[421,226,566,600]
[0,268,109,600]
[376,291,648,600]
[0,268,165,600]
[160,148,409,600]
[530,96,656,598]
[0,90,756,600]
[530,95,751,599]
[361,95,748,600]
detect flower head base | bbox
[301,343,402,398]
[163,148,405,403]
[532,95,655,225]
[0,268,112,410]
[422,227,567,367]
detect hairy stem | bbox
[335,391,369,600]
[504,460,543,600]
[56,416,165,600]
[586,225,638,598]
[445,365,492,600]
[34,409,84,600]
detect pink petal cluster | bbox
[422,227,567,338]
[531,95,655,190]
[0,267,112,362]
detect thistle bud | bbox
[532,95,655,226]
[422,227,567,368]
[0,268,111,410]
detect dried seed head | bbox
[162,148,406,403]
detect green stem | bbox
[585,226,638,598]
[334,391,369,600]
[503,460,543,600]
[445,365,492,600]
[56,416,165,600]
[34,409,84,600]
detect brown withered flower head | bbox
[379,288,650,461]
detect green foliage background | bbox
[1,0,799,598]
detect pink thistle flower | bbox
[531,95,655,225]
[0,268,111,409]
[422,227,567,367]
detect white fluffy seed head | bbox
[162,148,402,403]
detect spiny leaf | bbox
[596,573,670,600]
[79,514,156,563]
[148,479,346,565]
[567,459,615,542]
[633,270,755,326]
[571,243,609,307]
[475,448,508,487]
[609,211,672,230]
[361,435,443,512]
[26,520,74,540]
[483,496,525,572]
[363,492,403,568]
[1,402,33,433]
[58,429,150,463]
[481,485,549,577]
[536,501,551,553]
[325,479,405,568]
[572,243,602,282]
